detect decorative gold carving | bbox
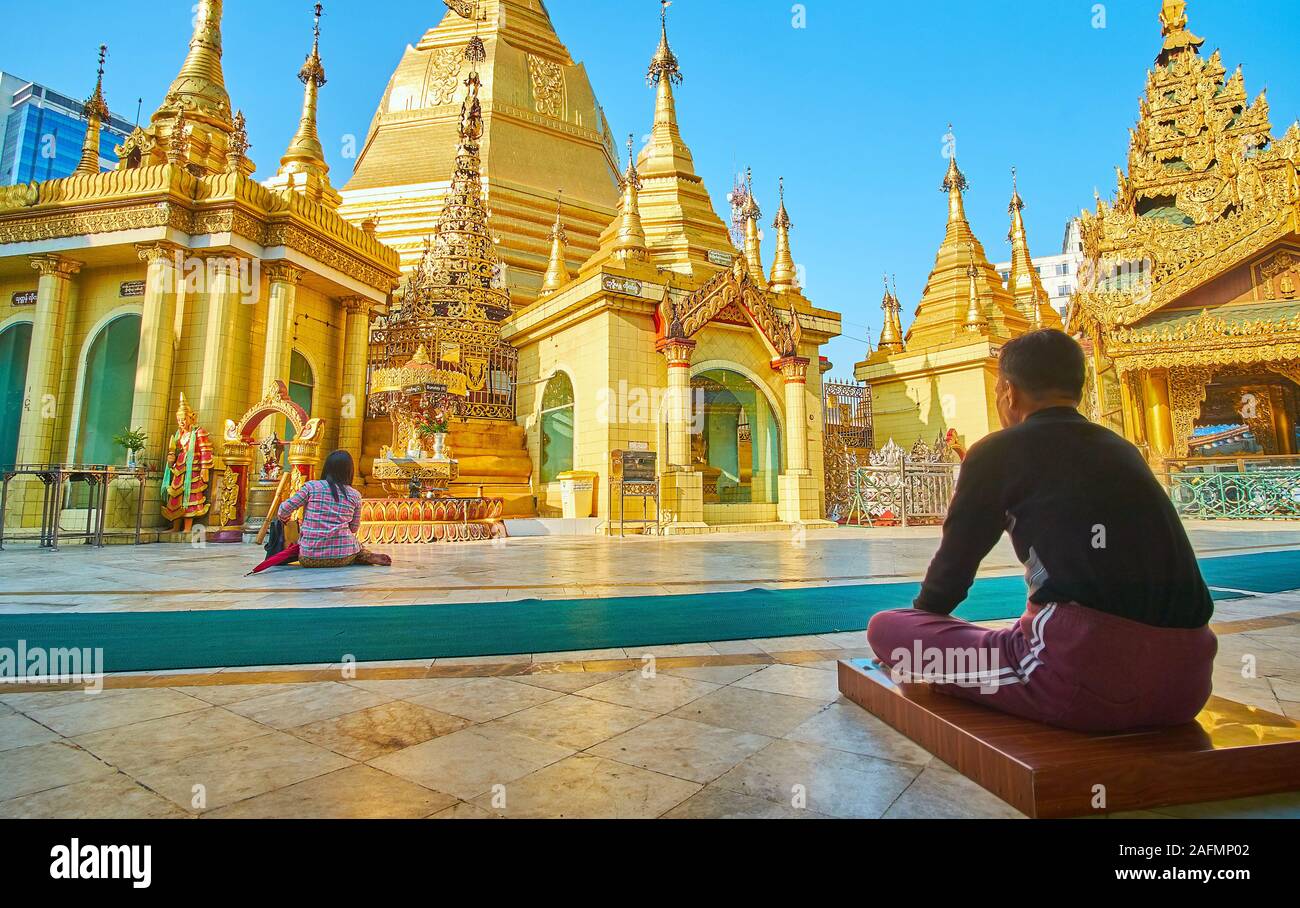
[29,255,83,278]
[423,49,464,107]
[673,260,801,358]
[1168,365,1215,458]
[527,55,564,119]
[217,468,240,526]
[263,261,306,285]
[0,181,39,210]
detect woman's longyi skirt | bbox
[299,548,385,569]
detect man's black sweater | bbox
[915,407,1214,629]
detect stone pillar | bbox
[1142,368,1174,459]
[1270,385,1295,456]
[776,356,811,473]
[775,355,823,523]
[655,336,705,532]
[130,243,183,470]
[15,256,81,467]
[338,296,371,463]
[656,337,697,469]
[259,261,304,440]
[197,253,252,439]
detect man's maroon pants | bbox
[866,602,1218,732]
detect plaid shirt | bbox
[278,479,363,561]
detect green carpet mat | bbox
[0,549,1294,673]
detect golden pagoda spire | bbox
[1006,168,1063,330]
[877,274,905,353]
[281,4,328,173]
[769,177,798,293]
[641,0,695,179]
[611,134,649,262]
[1158,0,1204,64]
[269,4,340,207]
[155,0,232,130]
[941,129,970,232]
[539,189,575,298]
[76,44,110,176]
[741,168,767,288]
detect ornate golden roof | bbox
[1074,0,1300,330]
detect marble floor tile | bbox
[0,712,60,751]
[627,643,720,659]
[205,764,456,819]
[750,635,844,654]
[429,801,498,820]
[668,686,828,738]
[403,677,564,723]
[530,648,628,663]
[882,763,1026,819]
[124,732,352,814]
[706,639,767,655]
[182,683,313,706]
[662,785,828,819]
[487,694,655,751]
[713,739,921,819]
[471,754,700,819]
[73,707,269,772]
[290,700,470,761]
[660,664,766,685]
[369,725,573,801]
[0,771,188,819]
[21,688,209,737]
[511,671,626,694]
[589,715,773,784]
[785,701,935,766]
[579,672,720,714]
[342,678,473,700]
[0,741,115,801]
[223,683,391,730]
[732,664,843,702]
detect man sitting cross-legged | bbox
[867,329,1217,732]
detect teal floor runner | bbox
[0,550,1295,673]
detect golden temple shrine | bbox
[0,0,843,539]
[854,145,1062,450]
[0,0,399,537]
[1071,0,1300,467]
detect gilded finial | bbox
[1008,165,1023,212]
[769,177,798,292]
[648,0,683,86]
[276,2,334,199]
[612,134,648,262]
[300,3,327,88]
[76,44,111,175]
[540,188,574,298]
[230,110,250,156]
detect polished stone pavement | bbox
[1,522,1298,819]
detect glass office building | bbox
[0,71,133,186]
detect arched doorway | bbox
[540,371,575,484]
[690,368,781,506]
[284,350,315,444]
[0,320,33,467]
[74,313,141,465]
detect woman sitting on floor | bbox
[278,450,391,568]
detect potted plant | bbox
[418,412,451,462]
[112,428,148,470]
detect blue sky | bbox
[2,0,1297,373]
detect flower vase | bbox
[126,449,138,470]
[432,432,449,463]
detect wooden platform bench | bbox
[838,658,1300,818]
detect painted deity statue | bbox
[258,432,284,482]
[161,393,215,529]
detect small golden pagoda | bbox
[0,0,399,535]
[855,141,1052,449]
[338,0,622,307]
[502,2,842,531]
[1071,0,1300,463]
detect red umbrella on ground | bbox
[247,544,301,576]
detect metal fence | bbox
[1164,469,1300,520]
[845,458,959,527]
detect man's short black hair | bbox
[999,329,1086,400]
